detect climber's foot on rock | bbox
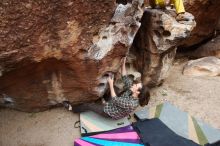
[63,101,72,111]
[176,13,190,22]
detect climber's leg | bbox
[173,0,185,14]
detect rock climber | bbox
[63,57,150,120]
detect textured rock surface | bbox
[217,18,220,31]
[0,0,144,112]
[181,0,220,47]
[131,9,196,87]
[187,35,220,58]
[183,57,220,77]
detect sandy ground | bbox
[0,59,220,146]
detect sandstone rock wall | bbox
[0,0,144,112]
[131,9,196,87]
[181,0,220,47]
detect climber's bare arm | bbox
[107,75,116,98]
[121,57,127,76]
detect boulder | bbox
[181,0,220,47]
[0,0,144,112]
[131,9,196,87]
[0,0,197,112]
[183,57,220,77]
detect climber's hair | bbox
[137,85,150,107]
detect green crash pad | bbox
[80,111,131,136]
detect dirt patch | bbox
[149,58,220,129]
[0,108,80,146]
